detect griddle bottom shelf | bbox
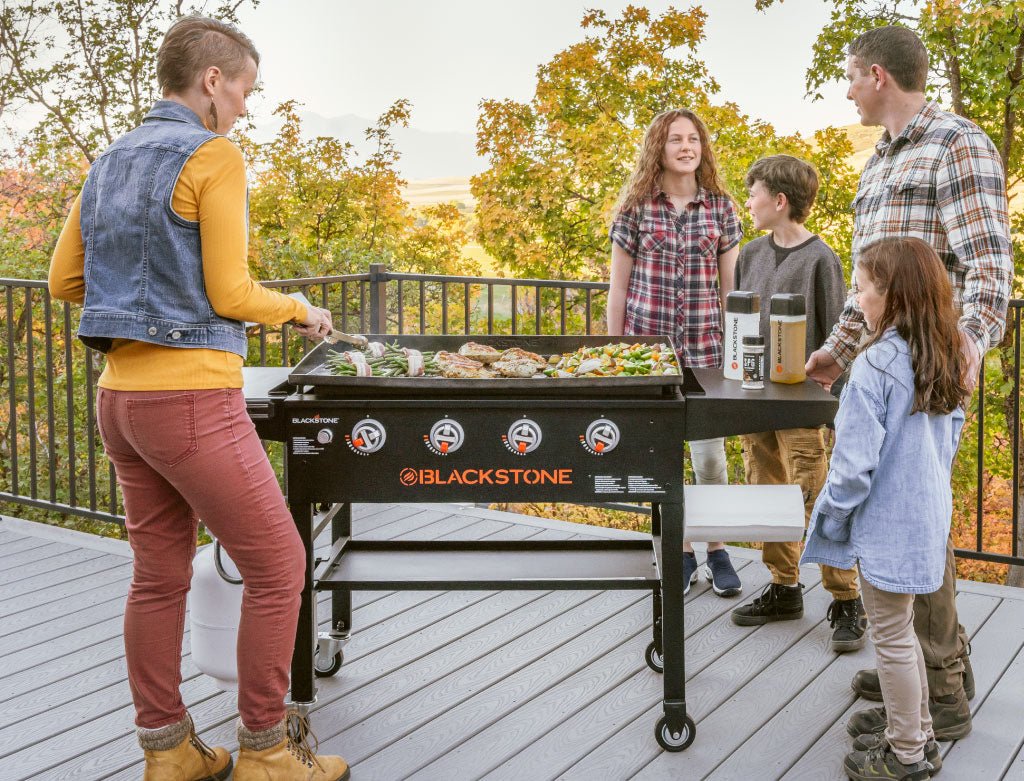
[314,539,660,590]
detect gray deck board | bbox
[2,509,1024,780]
[937,597,1024,779]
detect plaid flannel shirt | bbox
[824,101,1013,367]
[609,189,742,368]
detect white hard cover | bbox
[683,484,806,543]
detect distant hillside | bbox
[250,110,484,181]
[403,177,475,209]
[839,122,882,169]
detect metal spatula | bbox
[323,329,369,349]
[284,291,369,349]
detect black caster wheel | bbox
[644,641,664,673]
[655,714,695,752]
[314,648,343,678]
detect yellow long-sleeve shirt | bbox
[49,136,306,390]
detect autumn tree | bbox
[757,0,1024,584]
[471,5,859,283]
[0,0,257,163]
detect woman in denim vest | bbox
[49,16,348,781]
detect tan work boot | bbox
[234,710,350,781]
[139,714,232,781]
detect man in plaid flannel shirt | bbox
[805,26,1013,756]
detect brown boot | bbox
[234,710,350,781]
[139,714,232,781]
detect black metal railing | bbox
[2,267,1022,571]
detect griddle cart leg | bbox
[313,503,351,677]
[288,490,317,706]
[654,501,696,751]
[644,504,665,673]
[331,503,352,638]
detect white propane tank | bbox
[189,542,242,691]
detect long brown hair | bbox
[857,237,968,414]
[614,108,730,216]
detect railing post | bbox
[368,263,389,335]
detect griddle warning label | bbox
[595,475,665,494]
[292,437,323,455]
[628,475,665,494]
[594,476,625,494]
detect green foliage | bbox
[245,100,477,283]
[0,0,258,163]
[472,5,858,286]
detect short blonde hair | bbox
[157,16,259,95]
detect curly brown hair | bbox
[614,108,730,217]
[857,237,969,415]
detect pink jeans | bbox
[98,387,305,732]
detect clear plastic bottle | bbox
[724,291,761,380]
[769,293,807,384]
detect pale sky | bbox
[235,0,854,136]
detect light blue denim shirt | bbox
[801,329,965,594]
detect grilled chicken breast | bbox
[458,342,502,364]
[436,351,497,379]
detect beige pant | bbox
[741,428,859,600]
[861,577,934,764]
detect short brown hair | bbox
[849,25,928,93]
[157,16,260,95]
[745,155,819,224]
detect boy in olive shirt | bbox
[730,155,865,653]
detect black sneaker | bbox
[844,739,932,781]
[852,733,942,774]
[731,582,804,626]
[828,596,867,652]
[683,551,698,596]
[702,548,742,597]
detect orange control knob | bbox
[595,441,605,453]
[440,441,449,454]
[518,442,527,453]
[353,438,364,448]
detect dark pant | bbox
[98,387,305,731]
[915,535,969,697]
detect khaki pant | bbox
[915,536,970,697]
[860,577,933,764]
[741,428,859,601]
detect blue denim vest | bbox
[77,100,248,357]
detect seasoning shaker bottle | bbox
[724,291,761,380]
[769,293,807,384]
[741,335,765,390]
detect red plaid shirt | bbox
[610,189,742,368]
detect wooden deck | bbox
[2,504,1024,780]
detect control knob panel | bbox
[346,418,387,455]
[582,419,620,455]
[426,419,465,455]
[503,419,542,455]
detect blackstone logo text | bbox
[292,416,341,424]
[400,468,573,486]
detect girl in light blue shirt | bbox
[801,237,968,781]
